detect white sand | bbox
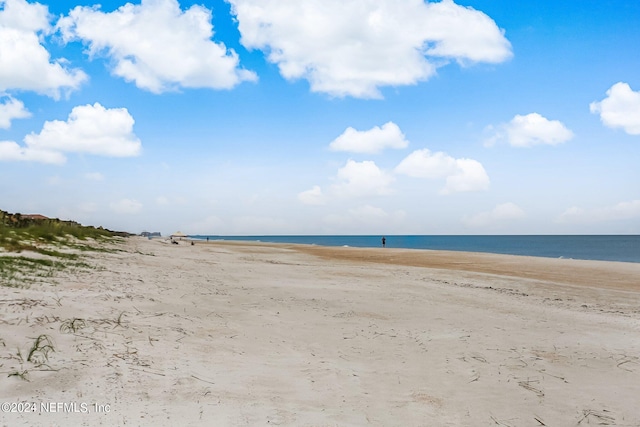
[1,237,639,426]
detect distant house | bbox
[141,231,162,237]
[23,214,49,221]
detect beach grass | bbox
[0,222,118,254]
[0,209,127,288]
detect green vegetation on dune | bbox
[0,210,122,247]
[1,208,128,253]
[0,208,130,288]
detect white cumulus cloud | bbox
[332,159,395,198]
[110,198,143,214]
[25,103,141,157]
[463,202,525,227]
[229,0,511,98]
[329,122,409,154]
[395,148,489,194]
[0,140,65,163]
[0,96,30,129]
[590,82,640,135]
[444,159,490,194]
[58,0,256,93]
[298,185,326,205]
[395,149,456,179]
[0,0,87,98]
[486,113,574,147]
[0,102,141,164]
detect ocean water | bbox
[189,235,640,263]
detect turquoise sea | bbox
[189,235,640,263]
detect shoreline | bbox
[203,239,640,292]
[188,234,640,264]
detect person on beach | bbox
[382,236,386,248]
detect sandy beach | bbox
[1,236,640,426]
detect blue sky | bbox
[1,0,638,235]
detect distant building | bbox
[23,214,49,221]
[141,231,162,237]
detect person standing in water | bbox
[382,236,386,248]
